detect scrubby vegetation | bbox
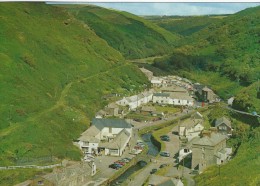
[65,5,179,59]
[0,3,148,169]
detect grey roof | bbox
[202,86,213,92]
[169,92,193,101]
[107,102,119,109]
[101,129,130,149]
[161,86,187,93]
[192,133,227,147]
[92,118,132,130]
[153,93,170,97]
[78,126,100,142]
[215,117,232,128]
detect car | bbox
[160,135,169,138]
[159,164,169,168]
[160,151,170,157]
[109,164,121,169]
[130,149,142,155]
[114,161,126,166]
[150,168,157,174]
[113,163,123,168]
[160,137,170,141]
[121,158,130,163]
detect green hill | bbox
[152,6,260,99]
[0,2,148,173]
[144,15,227,36]
[65,5,179,59]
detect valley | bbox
[0,2,259,186]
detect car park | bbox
[150,168,157,174]
[160,151,170,157]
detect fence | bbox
[0,163,61,170]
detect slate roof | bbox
[102,129,130,149]
[202,86,213,92]
[161,86,187,93]
[153,93,170,97]
[78,125,100,142]
[92,118,132,130]
[169,92,193,101]
[192,133,227,147]
[215,117,232,128]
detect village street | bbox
[126,115,198,186]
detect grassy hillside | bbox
[0,2,148,172]
[194,105,260,186]
[144,15,227,36]
[233,82,260,114]
[151,6,260,99]
[65,5,179,59]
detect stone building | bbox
[191,132,231,172]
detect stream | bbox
[110,133,159,185]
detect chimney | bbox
[201,130,211,138]
[209,127,218,134]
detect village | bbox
[35,67,234,186]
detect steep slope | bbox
[65,5,179,59]
[152,6,260,98]
[144,15,227,36]
[0,2,148,169]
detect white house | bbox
[77,118,132,156]
[151,77,163,87]
[179,118,204,141]
[227,97,235,106]
[153,93,170,105]
[116,90,153,110]
[168,92,194,106]
[153,92,194,106]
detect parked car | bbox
[121,158,130,163]
[130,149,142,155]
[160,136,170,141]
[150,168,157,174]
[160,151,170,157]
[159,164,169,168]
[109,164,121,169]
[160,135,169,138]
[114,161,126,166]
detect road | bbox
[226,106,260,118]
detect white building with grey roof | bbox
[77,118,132,156]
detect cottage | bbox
[151,77,163,87]
[227,97,235,106]
[191,132,231,172]
[179,118,204,141]
[169,92,194,106]
[104,102,119,116]
[202,86,219,103]
[116,90,153,111]
[77,118,132,156]
[153,93,170,105]
[215,117,232,136]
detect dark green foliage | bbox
[145,15,227,36]
[66,5,179,59]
